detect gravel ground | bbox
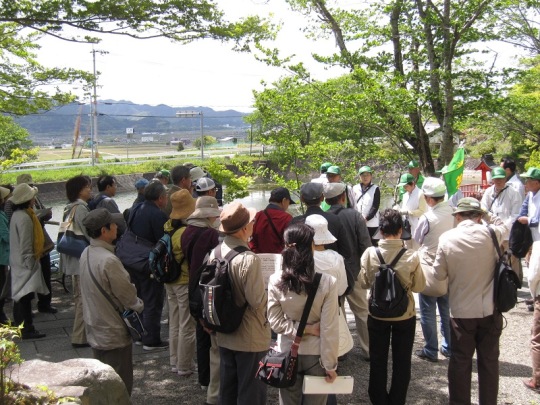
[128,287,540,405]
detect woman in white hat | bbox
[0,186,11,323]
[9,183,49,339]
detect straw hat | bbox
[170,189,196,220]
[189,196,221,219]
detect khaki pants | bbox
[345,281,370,356]
[72,275,87,345]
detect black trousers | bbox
[368,315,416,405]
[93,344,134,395]
[37,253,52,309]
[13,292,35,334]
[448,314,502,405]
[196,321,211,386]
[128,267,164,345]
[219,347,267,405]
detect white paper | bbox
[302,376,354,395]
[257,253,282,288]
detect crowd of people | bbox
[0,155,538,404]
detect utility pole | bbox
[91,47,99,165]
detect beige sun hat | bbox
[9,183,38,205]
[170,189,196,220]
[188,196,221,219]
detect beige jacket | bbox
[268,272,339,371]
[214,235,270,352]
[360,239,425,321]
[432,215,506,318]
[80,239,144,350]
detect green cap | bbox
[326,165,341,175]
[158,169,170,178]
[408,160,420,169]
[453,197,484,215]
[398,173,415,186]
[320,162,333,173]
[522,167,540,180]
[491,167,506,180]
[358,166,373,175]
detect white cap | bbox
[422,177,446,197]
[306,214,337,245]
[323,182,347,199]
[190,166,206,182]
[196,177,216,192]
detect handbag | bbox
[401,216,412,240]
[256,272,322,388]
[488,226,521,312]
[57,205,89,258]
[85,250,147,341]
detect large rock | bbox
[9,358,130,404]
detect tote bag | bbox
[57,205,89,258]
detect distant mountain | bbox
[13,100,249,142]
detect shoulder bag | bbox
[57,204,89,258]
[85,250,147,341]
[487,226,521,313]
[256,272,322,388]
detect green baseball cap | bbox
[491,167,506,180]
[326,165,341,175]
[320,162,333,173]
[522,167,540,180]
[398,173,415,186]
[408,160,420,168]
[358,166,373,175]
[453,197,484,215]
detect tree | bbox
[279,0,507,172]
[193,135,217,149]
[0,116,39,172]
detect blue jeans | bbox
[419,293,451,358]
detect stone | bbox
[9,358,130,404]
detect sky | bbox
[34,0,525,113]
[35,0,349,113]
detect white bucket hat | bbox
[9,183,38,205]
[306,214,337,245]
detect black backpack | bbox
[87,194,108,210]
[488,226,522,312]
[198,245,249,333]
[148,225,186,283]
[369,247,409,318]
[509,220,533,259]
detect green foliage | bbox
[176,142,184,152]
[0,117,39,172]
[0,324,23,403]
[193,136,217,149]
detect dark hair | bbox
[277,223,315,294]
[379,208,403,237]
[12,201,32,211]
[87,223,112,239]
[144,181,166,201]
[501,157,516,173]
[303,197,322,207]
[97,175,115,192]
[171,165,190,185]
[196,190,212,197]
[66,175,91,203]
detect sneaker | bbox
[200,385,208,391]
[415,349,438,362]
[134,340,142,346]
[72,343,91,348]
[142,341,169,351]
[440,348,451,358]
[523,378,540,393]
[178,369,193,377]
[171,366,178,373]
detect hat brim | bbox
[313,231,337,245]
[188,207,221,219]
[9,187,38,205]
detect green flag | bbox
[442,147,465,197]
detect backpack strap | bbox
[214,244,250,263]
[263,209,284,244]
[487,225,503,259]
[375,247,407,268]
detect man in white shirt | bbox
[481,167,523,280]
[518,167,540,243]
[396,173,427,250]
[501,156,525,197]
